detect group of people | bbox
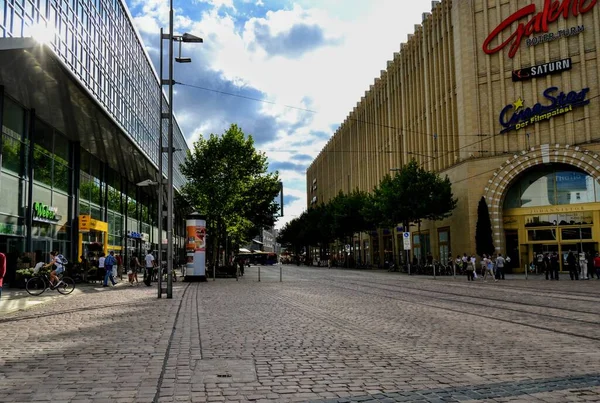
[537,251,600,281]
[80,250,159,287]
[454,253,508,282]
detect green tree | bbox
[329,190,372,266]
[475,196,495,257]
[180,124,281,266]
[372,160,457,264]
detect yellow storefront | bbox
[78,214,108,260]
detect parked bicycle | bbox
[26,272,75,296]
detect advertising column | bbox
[185,213,207,281]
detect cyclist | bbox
[45,251,65,288]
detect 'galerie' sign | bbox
[483,0,597,58]
[499,86,590,133]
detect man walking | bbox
[144,250,156,286]
[594,253,600,280]
[495,253,506,280]
[103,251,117,287]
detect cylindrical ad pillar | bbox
[185,213,207,282]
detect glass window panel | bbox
[2,131,22,173]
[33,145,53,186]
[33,119,53,154]
[53,130,70,163]
[561,227,593,240]
[79,201,90,215]
[53,161,70,192]
[528,229,558,241]
[3,97,25,137]
[91,204,101,221]
[52,191,69,227]
[0,171,21,216]
[32,183,52,207]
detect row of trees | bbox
[277,160,458,265]
[180,124,281,267]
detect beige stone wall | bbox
[306,0,600,259]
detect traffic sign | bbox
[403,232,411,250]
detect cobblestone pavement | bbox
[1,266,599,403]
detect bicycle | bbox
[26,272,76,296]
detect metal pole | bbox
[407,250,410,275]
[280,264,282,282]
[157,27,164,299]
[213,264,215,281]
[258,266,261,282]
[166,0,174,299]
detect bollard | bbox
[258,266,261,282]
[280,264,282,282]
[213,265,215,281]
[433,264,436,279]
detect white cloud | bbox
[127,0,434,229]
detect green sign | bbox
[32,202,60,223]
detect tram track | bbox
[341,278,600,322]
[306,275,600,342]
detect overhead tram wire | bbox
[174,80,485,138]
[175,80,600,160]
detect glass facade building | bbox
[0,0,189,285]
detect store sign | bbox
[141,232,149,242]
[483,0,597,58]
[32,202,60,223]
[512,58,572,82]
[127,230,142,239]
[79,215,91,232]
[499,86,590,133]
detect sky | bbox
[125,0,434,228]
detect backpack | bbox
[105,255,115,266]
[56,254,68,265]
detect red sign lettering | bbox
[483,0,597,58]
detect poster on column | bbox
[186,214,206,279]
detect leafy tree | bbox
[329,190,372,266]
[475,196,495,257]
[372,160,457,263]
[180,124,281,266]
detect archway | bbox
[483,144,600,270]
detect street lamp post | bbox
[161,0,203,299]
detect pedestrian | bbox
[144,250,155,286]
[455,254,462,276]
[544,253,552,280]
[466,256,475,281]
[551,252,559,281]
[567,251,578,280]
[579,251,588,280]
[98,252,106,284]
[239,258,245,276]
[587,251,594,279]
[495,253,506,280]
[589,252,597,279]
[480,254,488,279]
[129,253,141,285]
[483,255,497,282]
[594,253,600,280]
[116,253,123,280]
[103,251,117,287]
[0,252,5,300]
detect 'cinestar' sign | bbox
[483,0,597,58]
[499,86,590,133]
[512,58,572,81]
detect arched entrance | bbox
[483,144,600,272]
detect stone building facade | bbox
[307,0,600,271]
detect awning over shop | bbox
[251,239,264,245]
[238,248,251,253]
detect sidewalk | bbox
[0,280,130,315]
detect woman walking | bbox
[129,253,141,286]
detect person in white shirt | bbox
[144,251,156,285]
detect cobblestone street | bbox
[1,266,599,403]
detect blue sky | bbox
[125,0,433,227]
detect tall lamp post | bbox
[160,0,203,299]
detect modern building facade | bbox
[0,0,189,283]
[307,0,600,271]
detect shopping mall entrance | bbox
[502,163,600,272]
